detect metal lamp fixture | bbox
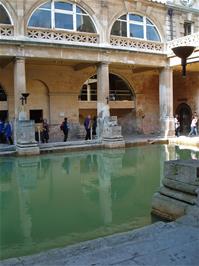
[172,46,195,77]
[20,92,30,105]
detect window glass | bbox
[55,13,73,29]
[76,6,86,14]
[29,9,51,28]
[129,24,144,38]
[111,20,127,36]
[40,2,51,9]
[28,1,96,33]
[118,15,127,21]
[76,15,95,33]
[146,26,160,41]
[54,2,72,11]
[129,14,143,22]
[0,5,11,24]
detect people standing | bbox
[174,114,180,137]
[84,115,91,140]
[41,119,49,143]
[60,117,69,142]
[188,115,198,137]
[0,119,5,143]
[92,116,97,139]
[4,120,13,145]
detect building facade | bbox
[0,0,198,141]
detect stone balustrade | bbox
[0,24,14,38]
[27,28,99,45]
[110,35,164,53]
[167,32,199,53]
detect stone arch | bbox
[25,0,100,34]
[27,79,50,122]
[175,103,192,133]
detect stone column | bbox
[97,62,110,118]
[14,57,26,120]
[159,67,175,137]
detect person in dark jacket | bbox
[41,119,49,143]
[4,120,13,145]
[92,116,97,138]
[84,115,91,140]
[60,117,69,142]
[0,119,5,143]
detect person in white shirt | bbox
[188,115,198,136]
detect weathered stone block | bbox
[164,160,199,185]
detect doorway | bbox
[176,103,192,134]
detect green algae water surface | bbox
[0,144,198,259]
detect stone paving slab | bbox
[1,218,199,266]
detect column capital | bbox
[14,56,26,63]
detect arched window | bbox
[79,74,134,101]
[111,14,161,42]
[0,85,7,101]
[28,1,96,33]
[0,4,11,24]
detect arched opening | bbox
[0,84,8,121]
[176,103,192,134]
[27,80,50,123]
[79,73,136,134]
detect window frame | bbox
[111,13,161,42]
[28,0,96,33]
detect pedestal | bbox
[16,120,40,155]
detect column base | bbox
[16,143,40,156]
[160,117,175,137]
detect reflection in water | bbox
[0,145,198,260]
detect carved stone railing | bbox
[167,32,199,53]
[110,35,164,53]
[0,24,14,38]
[27,27,99,45]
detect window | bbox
[0,4,11,24]
[184,22,192,36]
[28,1,96,33]
[30,110,43,123]
[111,13,161,42]
[79,74,134,101]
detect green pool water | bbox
[0,144,198,259]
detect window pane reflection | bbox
[29,10,51,28]
[0,5,11,24]
[129,24,143,38]
[55,2,72,11]
[111,21,127,37]
[147,26,160,41]
[55,13,73,29]
[77,15,96,33]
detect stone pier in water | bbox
[152,159,199,220]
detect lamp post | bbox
[20,93,30,105]
[172,46,195,77]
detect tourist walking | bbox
[4,120,13,145]
[174,114,180,137]
[60,117,69,142]
[84,115,91,140]
[41,119,49,143]
[188,115,198,136]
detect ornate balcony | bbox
[110,35,164,54]
[167,32,199,53]
[0,24,14,38]
[27,27,99,45]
